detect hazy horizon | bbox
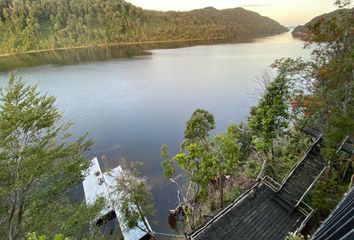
[126,0,338,26]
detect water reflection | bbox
[0,45,147,72]
[0,38,252,72]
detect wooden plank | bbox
[302,126,322,138]
[278,135,322,192]
[337,136,354,155]
[248,202,282,239]
[192,182,314,240]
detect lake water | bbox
[0,32,309,236]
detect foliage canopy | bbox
[0,74,102,239]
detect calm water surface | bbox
[0,32,308,235]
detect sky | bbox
[126,0,338,26]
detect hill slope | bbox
[144,7,288,41]
[0,0,288,54]
[292,9,351,40]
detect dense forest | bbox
[143,7,288,41]
[292,8,352,39]
[0,0,288,55]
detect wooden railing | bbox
[277,134,323,192]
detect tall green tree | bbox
[248,73,291,178]
[0,74,101,239]
[113,161,155,237]
[161,109,241,229]
[213,123,242,207]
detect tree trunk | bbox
[270,141,275,164]
[17,196,25,230]
[349,174,354,190]
[203,137,226,209]
[257,157,267,180]
[188,184,201,231]
[341,156,353,183]
[343,76,349,116]
[268,141,275,177]
[7,199,17,240]
[219,169,224,208]
[136,203,153,237]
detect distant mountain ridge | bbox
[0,0,288,55]
[292,9,351,40]
[144,7,288,41]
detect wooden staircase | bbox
[188,129,350,240]
[274,134,328,212]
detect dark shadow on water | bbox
[0,45,148,72]
[0,38,253,72]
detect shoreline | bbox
[0,31,290,72]
[0,37,226,58]
[0,29,291,58]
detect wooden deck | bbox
[189,134,327,240]
[189,179,312,240]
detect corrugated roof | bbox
[312,186,354,240]
[82,158,151,240]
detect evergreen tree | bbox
[0,74,102,239]
[248,73,291,179]
[113,161,155,237]
[161,109,242,229]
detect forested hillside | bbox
[292,8,351,40]
[143,7,288,41]
[0,0,288,55]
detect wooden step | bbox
[282,185,311,198]
[289,170,314,183]
[302,162,322,174]
[273,194,295,212]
